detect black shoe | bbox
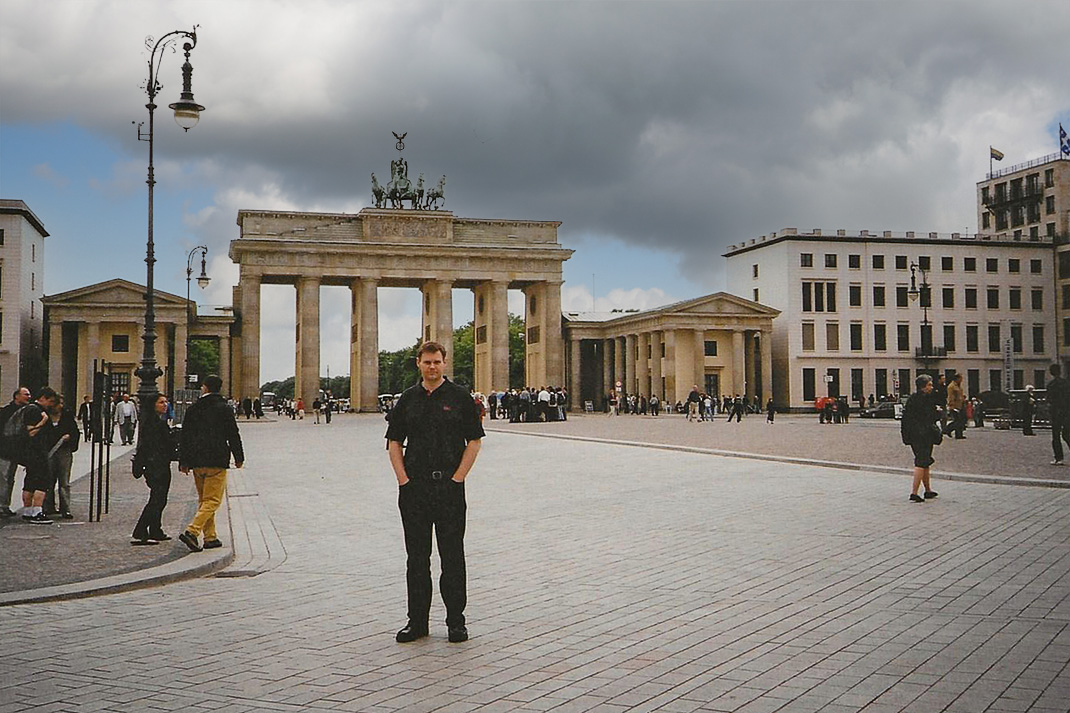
[131,537,159,546]
[24,512,54,524]
[0,507,15,518]
[395,625,428,643]
[59,512,74,520]
[149,533,171,541]
[179,530,202,552]
[909,494,925,503]
[448,626,469,643]
[203,539,223,549]
[924,491,938,499]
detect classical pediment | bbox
[43,278,189,307]
[671,292,779,317]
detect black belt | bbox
[413,469,453,480]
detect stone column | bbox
[613,336,625,392]
[650,331,662,400]
[350,278,379,412]
[694,329,706,393]
[601,339,613,408]
[296,276,321,406]
[570,337,582,411]
[625,334,637,395]
[174,322,188,394]
[490,281,509,392]
[239,273,261,400]
[543,281,564,388]
[732,330,746,396]
[633,331,650,396]
[663,330,677,403]
[421,279,454,379]
[48,321,63,391]
[219,335,232,398]
[84,321,100,400]
[760,328,773,405]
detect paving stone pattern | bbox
[1,414,1069,713]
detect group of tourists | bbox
[483,387,569,423]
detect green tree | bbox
[452,322,474,389]
[188,338,220,380]
[379,340,420,395]
[508,313,526,388]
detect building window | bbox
[899,368,912,396]
[967,369,980,398]
[943,325,956,353]
[850,323,862,351]
[895,255,908,270]
[31,273,35,291]
[827,368,840,398]
[874,324,887,351]
[753,288,759,302]
[802,282,837,312]
[966,325,979,352]
[872,254,885,270]
[918,256,931,271]
[988,324,1001,353]
[848,254,860,269]
[752,264,758,278]
[942,287,954,309]
[851,368,864,401]
[825,254,837,268]
[982,213,991,229]
[941,256,953,271]
[1030,259,1042,274]
[996,211,1008,231]
[990,369,1002,392]
[112,335,130,353]
[965,287,977,309]
[921,323,933,353]
[803,368,816,402]
[1036,369,1047,390]
[873,285,886,307]
[476,325,487,344]
[1008,259,1020,273]
[1049,223,1057,238]
[1033,325,1045,354]
[849,284,861,307]
[875,369,888,398]
[897,324,910,352]
[1061,253,1070,280]
[1032,289,1043,311]
[801,253,813,268]
[31,244,35,262]
[0,229,4,245]
[986,258,998,273]
[964,257,977,272]
[527,326,540,344]
[1065,318,1070,347]
[1009,288,1022,310]
[1045,168,1055,188]
[1014,370,1025,390]
[896,286,909,308]
[987,287,1000,309]
[1047,195,1056,215]
[826,322,839,351]
[802,323,815,351]
[1009,324,1021,353]
[704,340,718,357]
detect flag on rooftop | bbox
[990,146,1004,161]
[1061,124,1069,156]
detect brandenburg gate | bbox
[228,207,573,410]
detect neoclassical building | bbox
[229,208,573,410]
[564,294,779,410]
[42,279,234,401]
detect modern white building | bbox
[725,228,1056,409]
[0,200,47,397]
[976,153,1070,363]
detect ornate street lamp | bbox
[134,27,205,414]
[908,261,935,365]
[185,246,210,385]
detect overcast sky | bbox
[2,0,1068,384]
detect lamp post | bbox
[135,27,205,414]
[185,246,210,386]
[908,261,935,368]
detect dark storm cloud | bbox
[4,0,1069,289]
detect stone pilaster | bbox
[570,337,582,411]
[694,329,706,394]
[732,330,746,396]
[350,278,379,412]
[219,335,232,398]
[84,321,100,400]
[175,322,188,393]
[650,331,663,400]
[637,333,650,398]
[760,328,773,405]
[296,276,321,406]
[239,273,261,400]
[601,339,613,407]
[625,334,637,395]
[48,321,63,391]
[421,279,454,379]
[663,330,677,403]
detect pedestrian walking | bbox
[943,373,966,439]
[16,387,60,524]
[178,375,244,553]
[1047,364,1070,466]
[0,386,32,517]
[901,374,940,504]
[43,395,79,519]
[77,395,92,442]
[114,393,138,445]
[1022,386,1036,436]
[131,393,176,545]
[386,341,484,644]
[766,398,775,423]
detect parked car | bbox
[860,401,902,419]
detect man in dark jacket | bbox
[1047,364,1070,465]
[178,375,244,552]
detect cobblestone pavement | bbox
[2,413,1069,713]
[483,412,1067,483]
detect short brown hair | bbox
[417,341,447,359]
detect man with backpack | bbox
[0,386,32,517]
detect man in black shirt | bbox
[0,386,32,517]
[1048,364,1070,465]
[18,387,59,524]
[386,341,484,644]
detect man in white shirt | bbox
[114,393,139,445]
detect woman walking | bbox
[131,393,177,545]
[43,395,79,518]
[901,374,940,503]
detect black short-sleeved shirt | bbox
[386,378,485,475]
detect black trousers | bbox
[1052,414,1070,462]
[398,474,467,628]
[133,468,171,539]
